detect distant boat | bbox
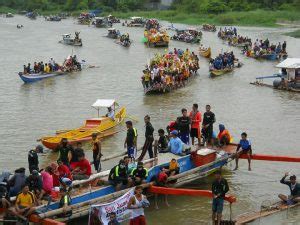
[59,32,82,46]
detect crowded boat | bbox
[141,48,199,94]
[209,51,242,76]
[45,15,61,21]
[106,28,120,39]
[218,27,251,47]
[77,12,94,25]
[171,28,202,44]
[243,39,288,60]
[106,14,120,23]
[91,17,112,28]
[124,16,145,27]
[118,33,131,47]
[202,24,216,32]
[142,19,169,47]
[25,12,37,20]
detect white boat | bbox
[59,32,82,46]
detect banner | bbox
[88,189,134,225]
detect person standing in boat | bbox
[28,145,43,174]
[125,121,138,160]
[176,108,191,145]
[189,103,202,146]
[56,138,73,167]
[138,115,154,161]
[127,186,150,225]
[278,173,300,204]
[91,133,102,172]
[212,170,229,225]
[234,132,252,171]
[202,105,216,145]
[106,107,115,121]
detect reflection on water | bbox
[0,16,299,225]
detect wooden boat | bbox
[91,17,112,28]
[210,68,233,77]
[235,201,300,224]
[59,33,82,46]
[106,28,119,39]
[202,24,216,32]
[41,99,126,150]
[45,16,61,21]
[29,148,232,222]
[18,60,89,83]
[126,17,145,27]
[199,47,211,58]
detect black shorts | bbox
[190,128,200,138]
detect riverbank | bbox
[285,29,300,38]
[1,7,300,27]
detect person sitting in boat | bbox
[108,159,130,191]
[0,171,11,214]
[106,107,115,120]
[9,184,37,223]
[154,129,169,154]
[216,124,232,147]
[8,167,26,197]
[58,187,72,217]
[130,162,148,186]
[168,130,184,155]
[39,166,53,201]
[71,152,92,180]
[234,132,252,171]
[278,173,300,205]
[33,62,39,73]
[25,170,42,200]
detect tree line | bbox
[0,0,299,13]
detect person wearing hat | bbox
[124,121,138,159]
[28,145,43,174]
[130,162,148,186]
[168,130,184,155]
[25,170,42,199]
[279,173,300,205]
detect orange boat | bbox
[199,47,211,58]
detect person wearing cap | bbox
[279,173,300,205]
[108,160,130,191]
[25,170,42,199]
[130,162,148,186]
[56,138,73,167]
[91,133,102,173]
[28,145,43,174]
[168,130,184,155]
[124,121,138,159]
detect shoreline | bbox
[1,7,300,28]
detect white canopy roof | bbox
[276,58,300,69]
[131,17,142,20]
[62,34,71,36]
[108,28,116,31]
[92,99,115,108]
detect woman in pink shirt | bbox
[39,166,53,201]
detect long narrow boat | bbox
[235,201,300,224]
[32,148,232,222]
[199,47,211,58]
[210,68,234,77]
[18,60,90,83]
[41,99,126,150]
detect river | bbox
[0,16,299,225]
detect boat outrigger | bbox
[250,58,300,92]
[59,32,82,46]
[40,99,126,150]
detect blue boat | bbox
[262,53,278,61]
[35,150,230,221]
[18,72,65,83]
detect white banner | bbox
[89,189,135,225]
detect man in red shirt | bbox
[189,103,202,146]
[57,160,72,180]
[72,152,92,180]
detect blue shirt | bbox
[239,139,251,150]
[168,137,183,155]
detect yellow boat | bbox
[41,99,126,150]
[199,47,211,58]
[210,68,233,77]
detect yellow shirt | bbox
[16,192,35,207]
[144,73,150,82]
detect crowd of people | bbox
[218,27,251,46]
[145,19,160,31]
[21,55,82,75]
[171,29,201,43]
[243,38,287,58]
[202,24,216,32]
[209,51,237,70]
[141,48,199,93]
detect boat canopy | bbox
[92,99,115,108]
[131,17,142,20]
[276,58,300,69]
[62,34,71,37]
[108,28,116,31]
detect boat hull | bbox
[199,47,211,58]
[18,72,65,83]
[41,107,126,150]
[210,68,233,77]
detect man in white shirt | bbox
[106,107,115,120]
